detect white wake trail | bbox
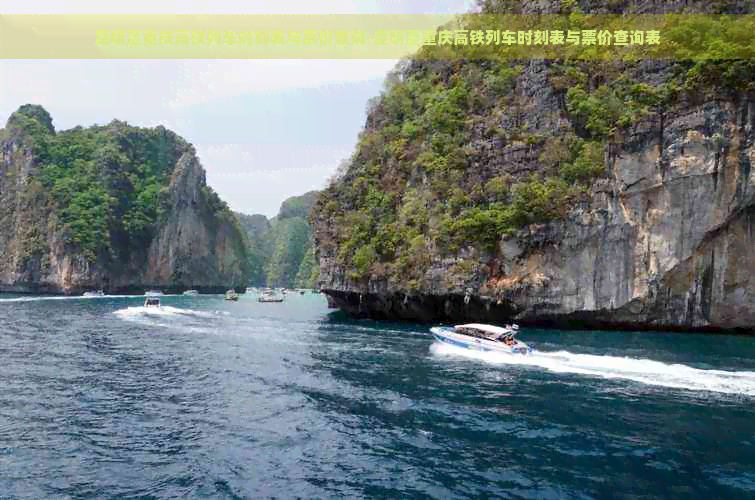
[430,342,755,396]
[113,305,218,320]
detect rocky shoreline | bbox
[321,288,755,333]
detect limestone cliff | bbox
[311,0,755,331]
[235,212,273,286]
[0,105,249,294]
[235,190,320,288]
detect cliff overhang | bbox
[321,288,755,334]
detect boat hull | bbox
[430,327,531,355]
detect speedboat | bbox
[430,323,531,355]
[225,290,239,301]
[145,290,163,297]
[182,289,199,296]
[83,289,104,297]
[144,297,161,308]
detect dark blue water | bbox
[0,293,754,499]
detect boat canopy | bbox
[455,323,519,340]
[145,298,160,307]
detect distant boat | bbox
[144,297,161,308]
[225,289,239,301]
[258,291,284,303]
[182,290,199,296]
[145,290,163,297]
[245,287,255,294]
[83,290,104,297]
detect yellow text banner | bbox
[0,14,753,59]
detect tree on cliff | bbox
[7,104,55,135]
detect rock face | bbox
[311,0,755,331]
[484,101,755,330]
[0,105,249,294]
[133,151,249,289]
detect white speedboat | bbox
[183,289,199,296]
[430,323,531,355]
[144,297,161,308]
[145,290,163,297]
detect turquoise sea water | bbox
[0,293,754,499]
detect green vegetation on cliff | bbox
[312,59,593,285]
[311,0,755,290]
[235,213,272,286]
[1,104,249,286]
[235,190,319,288]
[266,216,311,287]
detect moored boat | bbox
[182,289,199,296]
[430,323,531,355]
[145,290,163,297]
[225,289,239,301]
[83,289,104,297]
[258,291,284,303]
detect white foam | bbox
[430,342,755,396]
[113,305,218,320]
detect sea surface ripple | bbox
[0,293,753,499]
